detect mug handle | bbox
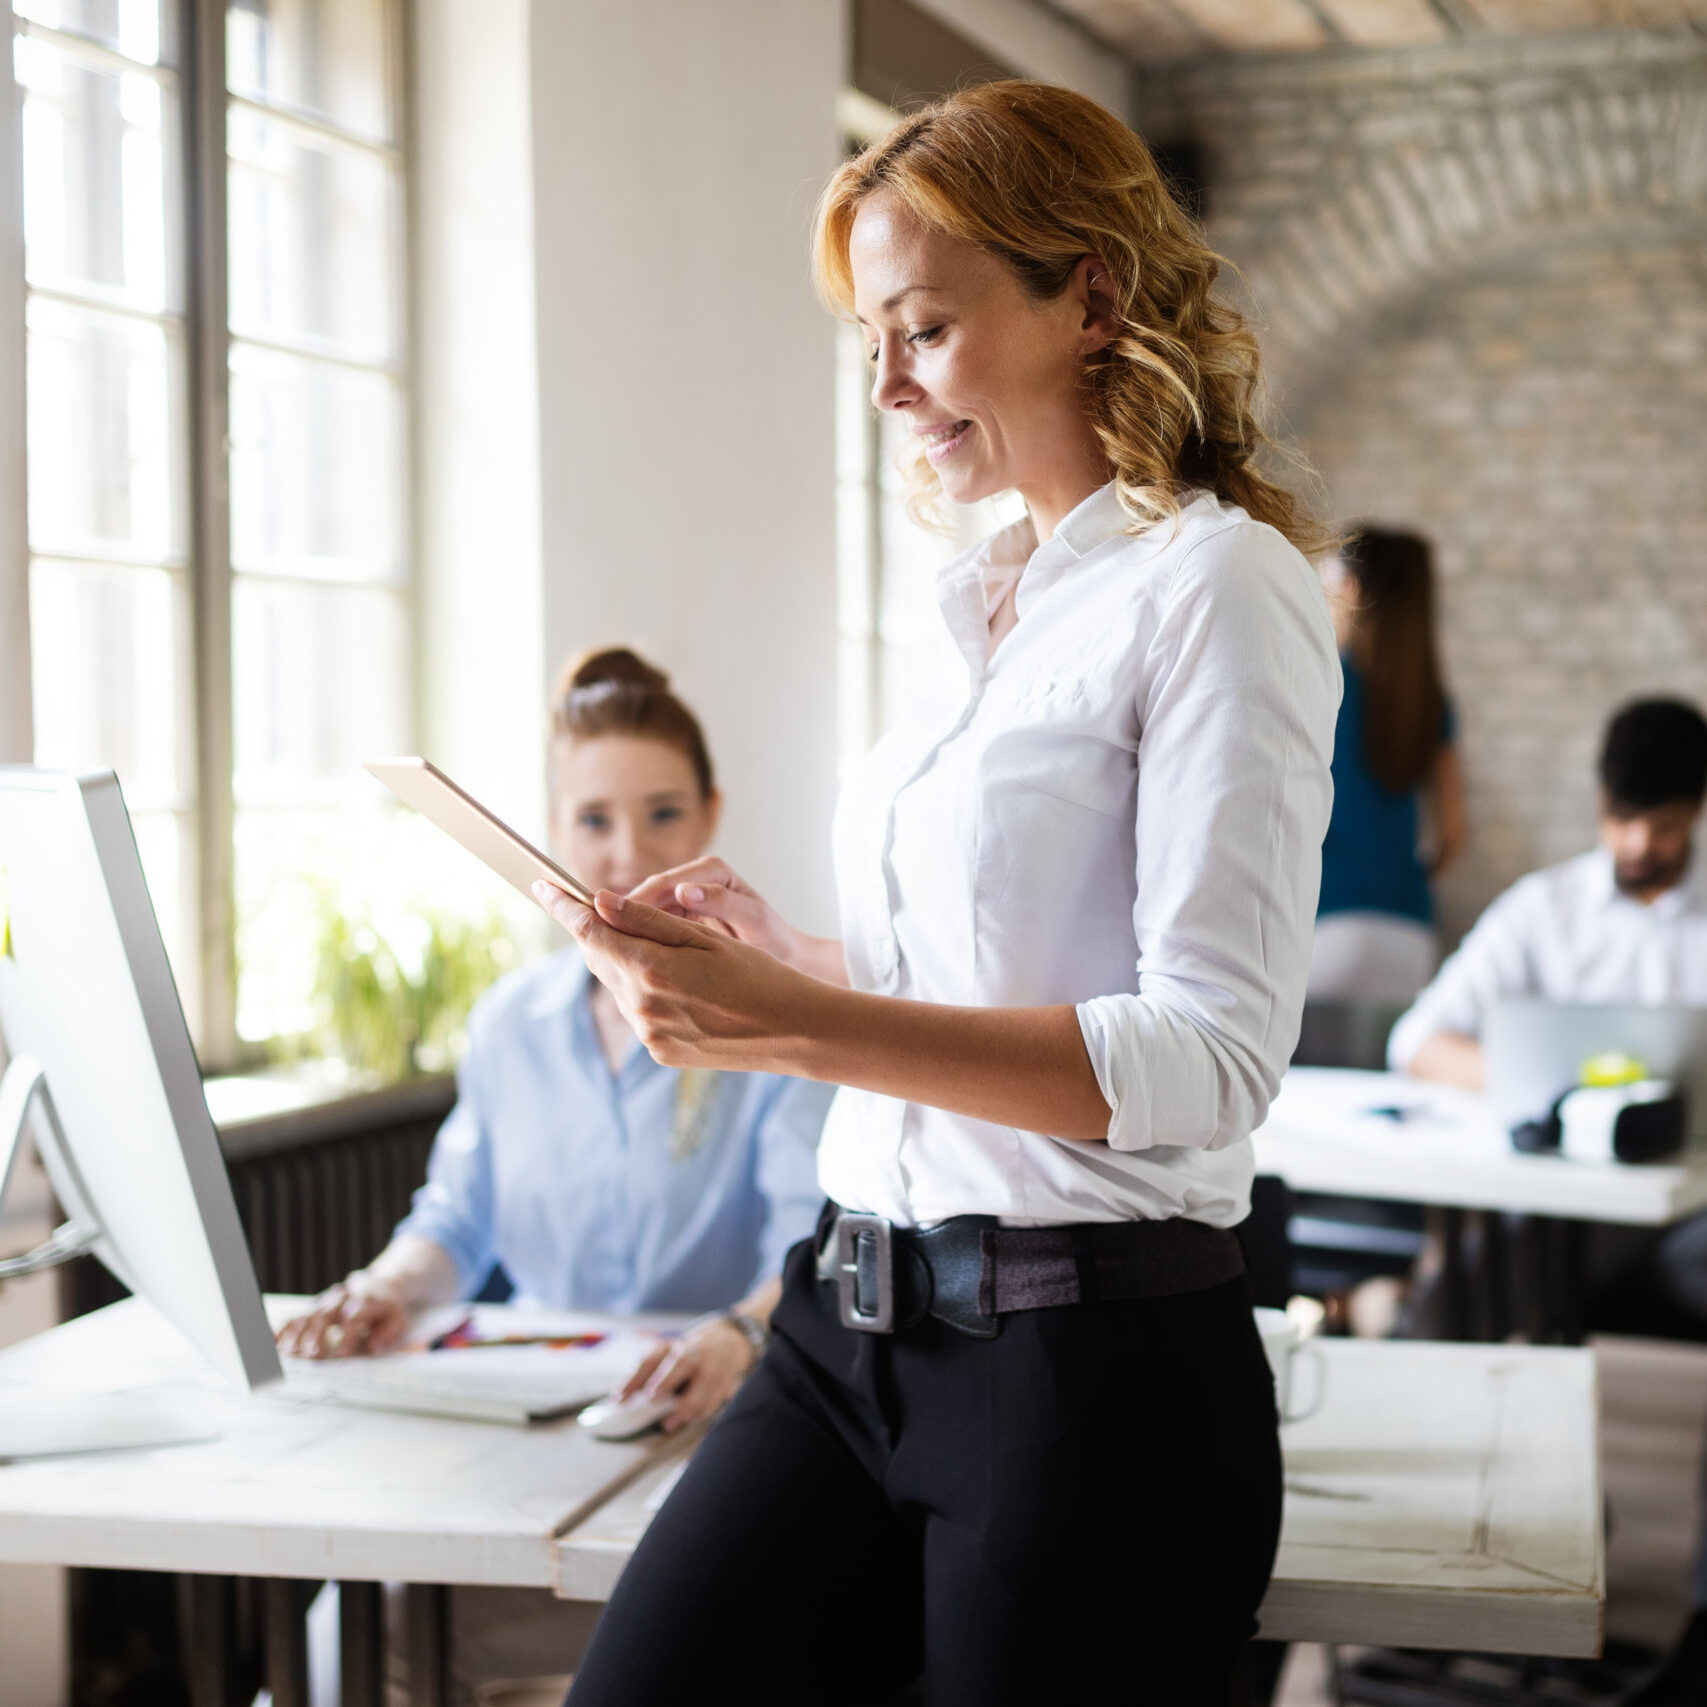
[1284,1341,1326,1425]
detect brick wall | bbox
[1137,31,1707,943]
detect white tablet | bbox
[364,757,595,909]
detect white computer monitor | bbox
[0,767,280,1452]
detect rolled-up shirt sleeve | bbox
[749,1077,834,1287]
[392,1046,498,1296]
[1077,524,1340,1154]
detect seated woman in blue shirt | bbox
[278,648,831,1432]
[1311,526,1468,1007]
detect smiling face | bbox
[849,191,1114,540]
[549,735,720,895]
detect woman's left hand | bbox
[618,1319,758,1433]
[531,882,824,1073]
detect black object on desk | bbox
[1510,1085,1689,1164]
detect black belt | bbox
[813,1204,1245,1340]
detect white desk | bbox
[0,1302,1604,1702]
[0,1297,677,1707]
[1254,1068,1707,1226]
[556,1338,1604,1660]
[0,1298,669,1586]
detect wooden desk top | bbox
[1255,1067,1707,1225]
[556,1338,1604,1658]
[0,1300,1605,1657]
[0,1298,666,1586]
[1261,1338,1602,1656]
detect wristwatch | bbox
[721,1309,771,1366]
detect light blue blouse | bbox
[394,949,831,1313]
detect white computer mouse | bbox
[577,1393,676,1442]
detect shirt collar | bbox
[1585,843,1707,919]
[1649,845,1707,920]
[1049,481,1132,561]
[933,481,1134,681]
[934,513,1033,681]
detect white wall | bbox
[527,0,845,933]
[413,0,546,841]
[411,0,1129,934]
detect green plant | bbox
[309,901,518,1083]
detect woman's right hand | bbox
[275,1273,412,1360]
[626,859,805,967]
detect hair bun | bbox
[566,647,671,696]
[550,645,715,800]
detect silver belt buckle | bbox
[834,1213,895,1334]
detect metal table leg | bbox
[339,1581,385,1707]
[1406,1206,1518,1343]
[1403,1204,1471,1339]
[405,1582,451,1707]
[262,1578,314,1707]
[1545,1215,1590,1344]
[1468,1209,1514,1342]
[179,1574,242,1707]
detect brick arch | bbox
[1226,56,1707,391]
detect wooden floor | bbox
[1276,1334,1707,1705]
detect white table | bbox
[557,1337,1604,1660]
[1255,1068,1707,1340]
[0,1302,1604,1702]
[0,1297,679,1707]
[1255,1068,1707,1226]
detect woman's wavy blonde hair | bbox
[813,80,1330,553]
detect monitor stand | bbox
[0,1054,221,1459]
[0,1383,221,1460]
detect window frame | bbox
[0,16,26,771]
[4,0,415,1072]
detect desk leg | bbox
[1511,1214,1589,1344]
[1404,1205,1471,1340]
[339,1581,384,1707]
[262,1578,315,1707]
[179,1574,241,1707]
[1468,1210,1513,1343]
[1403,1208,1524,1343]
[1546,1215,1589,1345]
[404,1582,450,1707]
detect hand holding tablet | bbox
[364,757,595,911]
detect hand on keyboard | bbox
[276,1276,411,1359]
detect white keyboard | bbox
[287,1356,616,1426]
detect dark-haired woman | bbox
[277,650,829,1695]
[537,80,1338,1706]
[1310,527,1467,1006]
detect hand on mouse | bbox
[617,1317,758,1434]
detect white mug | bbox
[1253,1307,1325,1424]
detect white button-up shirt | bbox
[818,484,1340,1229]
[1388,847,1707,1070]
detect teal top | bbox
[1318,654,1453,926]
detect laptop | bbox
[1485,998,1707,1141]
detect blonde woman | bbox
[537,83,1339,1705]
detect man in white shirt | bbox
[1390,697,1707,1087]
[1388,698,1707,1707]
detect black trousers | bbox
[568,1230,1284,1707]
